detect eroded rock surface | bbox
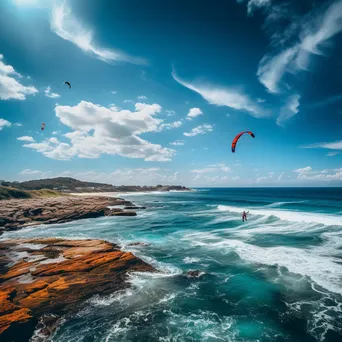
[0,238,154,341]
[0,196,136,232]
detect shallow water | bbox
[2,188,342,342]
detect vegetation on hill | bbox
[0,186,62,200]
[0,177,190,193]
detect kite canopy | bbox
[231,131,255,153]
[41,123,45,131]
[64,81,71,89]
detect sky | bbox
[0,0,341,187]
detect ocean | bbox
[2,188,342,342]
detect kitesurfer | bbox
[242,211,248,222]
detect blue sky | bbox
[0,0,341,186]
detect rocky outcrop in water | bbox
[0,196,136,234]
[0,238,155,342]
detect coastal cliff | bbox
[0,238,155,342]
[0,196,138,234]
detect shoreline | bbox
[0,195,143,235]
[69,189,194,197]
[0,238,155,342]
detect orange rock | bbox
[0,308,33,335]
[0,238,155,341]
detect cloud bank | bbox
[23,101,175,161]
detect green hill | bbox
[0,177,190,193]
[0,186,62,200]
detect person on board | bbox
[242,211,248,222]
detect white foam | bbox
[217,205,342,226]
[183,257,201,264]
[263,200,307,208]
[189,237,342,296]
[285,297,342,342]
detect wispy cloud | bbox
[137,95,147,100]
[0,54,38,100]
[277,94,300,126]
[50,2,146,65]
[310,94,342,109]
[19,169,46,175]
[301,140,342,151]
[0,118,11,131]
[172,70,268,118]
[165,110,176,117]
[17,136,35,142]
[187,107,203,120]
[294,166,312,174]
[44,86,60,99]
[159,121,183,130]
[241,0,271,15]
[184,124,213,137]
[170,140,185,146]
[191,163,230,174]
[257,47,298,94]
[256,1,342,93]
[327,152,340,157]
[293,166,342,182]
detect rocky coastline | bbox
[0,196,140,234]
[0,238,155,341]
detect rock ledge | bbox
[0,238,155,342]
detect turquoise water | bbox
[2,188,342,342]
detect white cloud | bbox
[50,2,146,65]
[111,90,117,94]
[294,166,312,174]
[123,100,134,104]
[301,140,342,151]
[0,118,11,131]
[256,171,278,183]
[165,110,176,117]
[19,169,44,175]
[137,95,147,100]
[170,140,185,146]
[184,124,213,137]
[44,86,60,99]
[277,172,284,182]
[293,166,342,182]
[191,164,230,174]
[14,123,22,127]
[232,176,240,181]
[277,94,300,126]
[172,70,268,118]
[17,136,35,142]
[0,54,38,100]
[257,47,298,94]
[327,152,340,157]
[244,0,271,15]
[187,107,203,120]
[159,121,183,130]
[23,101,175,162]
[256,1,342,93]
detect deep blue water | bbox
[2,188,342,342]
